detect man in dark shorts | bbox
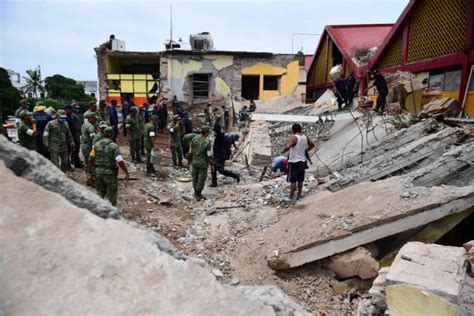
[281,123,315,201]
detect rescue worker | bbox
[204,103,213,126]
[44,109,73,172]
[107,99,119,140]
[138,105,146,155]
[334,74,347,111]
[84,101,98,118]
[168,115,183,167]
[281,123,315,201]
[15,100,29,118]
[367,70,388,114]
[122,101,131,136]
[222,105,230,131]
[93,121,108,145]
[187,126,211,201]
[32,102,51,157]
[182,132,198,159]
[126,106,142,163]
[345,72,357,107]
[64,104,83,168]
[81,112,98,165]
[97,100,107,123]
[144,115,158,175]
[172,95,180,115]
[17,110,37,151]
[89,127,130,206]
[210,122,240,187]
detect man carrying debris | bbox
[187,126,211,201]
[367,70,388,114]
[89,127,130,206]
[81,112,98,165]
[168,115,184,167]
[17,110,37,151]
[126,106,142,163]
[144,115,158,175]
[281,123,315,201]
[210,122,240,187]
[44,110,73,172]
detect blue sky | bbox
[0,0,409,81]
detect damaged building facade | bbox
[306,24,393,101]
[95,35,300,105]
[370,0,474,117]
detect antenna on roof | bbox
[169,4,173,50]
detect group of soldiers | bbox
[13,98,241,204]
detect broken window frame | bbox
[263,75,280,91]
[428,68,462,92]
[192,73,210,99]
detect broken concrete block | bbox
[0,162,308,315]
[385,242,467,315]
[463,240,474,252]
[418,97,461,120]
[324,247,380,280]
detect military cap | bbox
[201,125,210,133]
[19,99,28,105]
[57,109,67,118]
[130,106,139,113]
[99,121,108,129]
[19,110,32,119]
[89,100,97,106]
[104,127,114,136]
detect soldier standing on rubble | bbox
[88,127,130,206]
[168,115,184,167]
[367,70,388,114]
[81,112,98,165]
[210,122,240,187]
[144,115,158,175]
[126,106,142,163]
[44,110,73,172]
[187,126,211,201]
[281,123,315,201]
[17,110,37,151]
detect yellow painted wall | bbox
[242,60,299,100]
[106,56,120,73]
[205,55,234,70]
[215,77,231,96]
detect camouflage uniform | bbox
[81,118,97,164]
[168,121,183,166]
[91,138,121,206]
[44,118,73,171]
[92,132,105,145]
[143,122,156,172]
[126,115,141,162]
[182,133,198,159]
[189,134,211,196]
[18,121,37,150]
[138,111,146,155]
[96,108,106,123]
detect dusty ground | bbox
[67,129,364,315]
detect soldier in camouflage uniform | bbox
[17,110,37,151]
[144,115,158,175]
[89,127,130,206]
[126,106,142,163]
[84,101,98,119]
[81,112,98,165]
[15,100,29,118]
[168,115,184,167]
[43,110,73,172]
[97,100,107,123]
[64,104,84,168]
[93,121,108,145]
[182,132,198,159]
[188,126,211,201]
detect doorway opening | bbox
[242,75,260,100]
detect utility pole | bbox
[169,4,173,50]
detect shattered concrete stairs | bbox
[0,137,308,315]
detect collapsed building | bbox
[95,33,311,106]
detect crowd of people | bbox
[12,96,242,204]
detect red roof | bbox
[327,24,393,57]
[308,23,394,79]
[304,55,313,72]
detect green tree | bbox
[23,68,45,98]
[0,67,23,119]
[45,74,94,102]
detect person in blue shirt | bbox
[107,99,119,141]
[121,101,131,136]
[32,102,51,158]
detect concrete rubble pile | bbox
[358,241,474,315]
[308,89,338,115]
[0,141,309,315]
[244,120,273,167]
[254,93,310,114]
[419,97,462,120]
[384,71,424,113]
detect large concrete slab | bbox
[266,176,474,270]
[251,111,363,123]
[0,162,307,315]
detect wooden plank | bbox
[268,196,474,270]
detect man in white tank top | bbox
[281,123,315,201]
